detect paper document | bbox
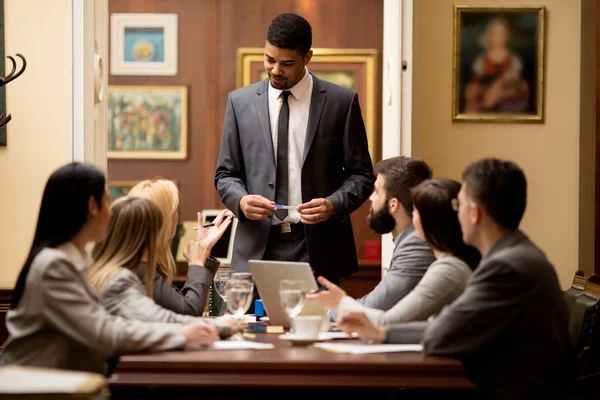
[317,332,358,340]
[210,340,275,350]
[313,343,423,354]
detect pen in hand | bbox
[193,215,237,230]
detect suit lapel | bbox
[253,79,275,166]
[302,74,327,166]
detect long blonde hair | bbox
[126,178,179,284]
[89,197,162,297]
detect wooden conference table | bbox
[109,333,475,397]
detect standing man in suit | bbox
[215,13,374,284]
[338,158,574,399]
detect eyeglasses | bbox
[451,198,460,212]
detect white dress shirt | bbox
[268,68,313,225]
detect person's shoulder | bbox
[230,80,266,101]
[313,75,356,99]
[101,268,145,298]
[436,254,472,275]
[33,248,74,277]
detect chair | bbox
[565,270,586,316]
[570,274,600,399]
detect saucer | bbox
[279,333,327,346]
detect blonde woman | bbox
[89,197,239,337]
[127,179,231,315]
[2,163,217,375]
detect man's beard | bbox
[367,206,396,234]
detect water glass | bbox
[279,280,307,331]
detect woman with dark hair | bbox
[309,178,480,326]
[1,162,218,374]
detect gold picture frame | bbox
[107,85,188,159]
[237,47,378,161]
[452,6,545,123]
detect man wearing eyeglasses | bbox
[338,158,574,400]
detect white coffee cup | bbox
[292,315,323,339]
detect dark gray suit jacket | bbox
[215,75,374,282]
[385,231,574,399]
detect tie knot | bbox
[281,90,291,102]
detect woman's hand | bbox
[305,276,346,310]
[337,310,386,344]
[179,323,219,347]
[183,210,232,265]
[216,314,245,334]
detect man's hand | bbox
[297,198,334,224]
[306,276,346,310]
[240,195,277,220]
[337,310,386,344]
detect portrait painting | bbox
[453,6,545,122]
[110,13,178,76]
[238,48,378,161]
[107,85,187,159]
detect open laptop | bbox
[248,260,329,330]
[176,209,238,265]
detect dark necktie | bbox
[275,90,290,221]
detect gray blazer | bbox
[358,224,436,310]
[215,74,374,282]
[337,253,471,325]
[1,243,186,375]
[99,268,231,338]
[384,231,574,399]
[136,257,219,316]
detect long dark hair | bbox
[11,162,106,308]
[411,179,481,270]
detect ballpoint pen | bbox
[274,204,297,210]
[193,215,237,229]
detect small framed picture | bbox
[453,6,545,122]
[110,13,178,76]
[107,85,187,159]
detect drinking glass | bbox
[225,279,254,340]
[278,280,307,332]
[213,270,231,301]
[231,272,254,291]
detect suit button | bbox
[268,182,274,189]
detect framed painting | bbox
[237,48,378,161]
[108,180,138,204]
[453,6,545,122]
[107,85,187,159]
[110,13,178,76]
[108,179,178,204]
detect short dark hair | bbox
[412,179,481,270]
[267,13,312,56]
[11,162,106,309]
[462,158,527,231]
[375,156,432,215]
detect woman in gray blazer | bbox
[88,196,241,337]
[126,179,222,316]
[1,163,218,375]
[309,179,480,325]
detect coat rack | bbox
[0,53,26,129]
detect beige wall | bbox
[0,0,72,287]
[413,0,587,288]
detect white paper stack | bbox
[313,342,423,354]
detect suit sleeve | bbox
[41,260,186,358]
[422,260,529,356]
[356,236,434,311]
[151,261,216,317]
[325,93,374,219]
[214,93,249,219]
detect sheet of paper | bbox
[210,340,275,350]
[313,343,423,354]
[317,331,358,340]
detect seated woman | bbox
[308,179,480,325]
[1,163,218,374]
[88,196,240,337]
[127,179,228,316]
